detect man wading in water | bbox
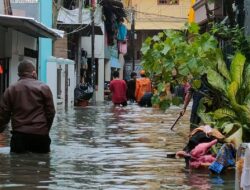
[0,60,55,153]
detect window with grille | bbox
[158,0,179,5]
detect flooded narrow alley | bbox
[0,103,234,190]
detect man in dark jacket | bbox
[0,60,55,153]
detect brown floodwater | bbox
[0,102,234,189]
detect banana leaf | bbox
[207,68,227,95]
[230,53,246,87]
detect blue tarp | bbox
[110,56,121,68]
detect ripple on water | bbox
[0,103,234,189]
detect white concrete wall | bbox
[104,59,111,82]
[118,54,125,80]
[0,0,4,14]
[81,32,105,102]
[9,30,37,84]
[57,64,66,107]
[81,35,105,59]
[193,1,215,24]
[46,59,57,110]
[47,56,75,110]
[96,58,104,102]
[68,63,76,107]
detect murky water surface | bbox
[0,103,234,189]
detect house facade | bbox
[123,0,191,79]
[56,0,126,102]
[0,15,61,99]
[0,0,76,109]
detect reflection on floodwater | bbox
[0,103,234,189]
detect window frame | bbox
[157,0,179,5]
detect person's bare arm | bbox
[180,90,192,116]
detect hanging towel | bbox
[117,23,127,41]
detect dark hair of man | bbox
[18,60,35,76]
[119,17,124,23]
[113,70,119,78]
[130,71,137,78]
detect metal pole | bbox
[91,7,95,86]
[77,0,83,84]
[131,8,135,71]
[91,2,96,102]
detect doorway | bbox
[0,58,10,98]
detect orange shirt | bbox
[135,77,152,102]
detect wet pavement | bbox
[0,102,234,189]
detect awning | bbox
[57,23,103,36]
[0,14,63,39]
[110,56,121,68]
[57,6,103,36]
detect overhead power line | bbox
[134,10,187,20]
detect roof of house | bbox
[0,14,63,38]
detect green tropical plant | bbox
[197,52,250,143]
[140,22,250,143]
[141,23,220,109]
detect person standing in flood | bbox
[0,60,55,153]
[126,71,137,103]
[135,70,153,107]
[109,70,127,106]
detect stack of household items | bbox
[176,125,236,174]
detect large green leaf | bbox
[244,64,250,93]
[152,35,160,42]
[141,43,150,55]
[207,68,227,95]
[157,82,166,93]
[227,81,239,106]
[230,53,246,87]
[212,108,237,120]
[187,58,199,76]
[228,82,250,123]
[161,44,171,55]
[224,126,243,148]
[217,51,231,81]
[222,123,240,135]
[197,97,215,125]
[198,113,215,125]
[186,22,200,34]
[244,93,250,109]
[178,63,189,76]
